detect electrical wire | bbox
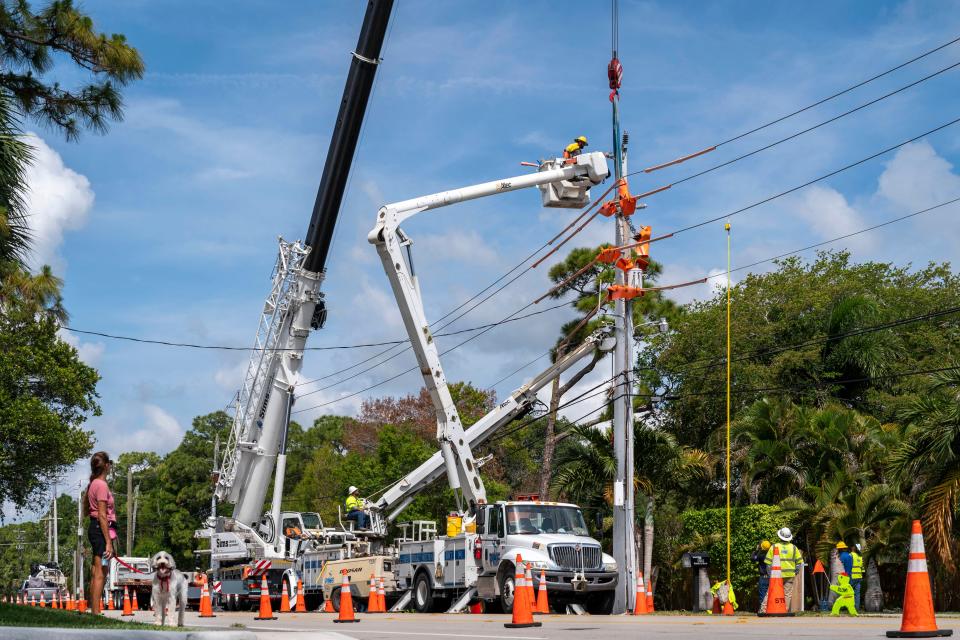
[650,303,960,377]
[665,59,960,187]
[641,116,960,236]
[713,35,960,148]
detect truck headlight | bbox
[603,561,617,572]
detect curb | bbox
[0,628,256,640]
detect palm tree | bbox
[0,262,67,323]
[891,368,960,569]
[730,397,809,504]
[0,94,33,269]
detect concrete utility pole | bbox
[52,482,59,565]
[126,468,133,556]
[610,132,637,614]
[211,433,220,520]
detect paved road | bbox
[103,609,960,639]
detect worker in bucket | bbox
[760,527,802,613]
[563,135,588,159]
[830,573,858,616]
[345,486,370,530]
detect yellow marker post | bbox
[725,221,732,593]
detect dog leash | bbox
[113,556,149,574]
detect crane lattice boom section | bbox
[216,239,310,503]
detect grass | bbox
[0,602,175,630]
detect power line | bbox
[646,303,960,377]
[644,116,960,236]
[713,35,960,148]
[488,352,549,390]
[667,59,960,187]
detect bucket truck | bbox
[298,152,619,614]
[193,0,394,610]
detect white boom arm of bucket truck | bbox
[372,327,614,525]
[366,152,610,521]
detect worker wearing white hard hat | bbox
[759,526,803,614]
[344,486,369,530]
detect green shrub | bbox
[678,504,795,609]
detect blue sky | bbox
[19,0,960,504]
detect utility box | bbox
[681,552,711,612]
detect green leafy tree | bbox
[649,251,960,449]
[0,307,98,513]
[891,368,960,570]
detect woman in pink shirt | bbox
[85,451,116,614]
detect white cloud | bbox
[214,360,247,392]
[58,329,106,367]
[416,230,498,267]
[114,404,185,454]
[23,134,95,272]
[877,141,960,211]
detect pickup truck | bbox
[107,556,153,610]
[19,577,62,606]
[396,500,618,614]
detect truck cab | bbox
[476,501,618,614]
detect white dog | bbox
[150,551,188,627]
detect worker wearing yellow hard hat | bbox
[835,540,862,612]
[563,135,589,159]
[752,540,772,606]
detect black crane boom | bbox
[303,0,394,274]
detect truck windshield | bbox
[301,513,322,529]
[506,505,589,536]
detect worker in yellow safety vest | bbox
[563,136,588,159]
[760,527,803,613]
[850,543,864,611]
[344,486,369,530]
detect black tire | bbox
[586,591,615,615]
[499,565,516,613]
[305,594,321,611]
[412,571,435,613]
[331,586,361,612]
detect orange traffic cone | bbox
[279,580,292,613]
[106,591,114,611]
[505,555,541,629]
[535,568,550,614]
[523,563,536,613]
[295,579,307,613]
[378,576,387,613]
[121,586,133,616]
[53,593,60,609]
[366,574,381,613]
[254,576,277,621]
[647,584,655,613]
[66,591,75,611]
[132,589,139,612]
[634,573,648,615]
[323,596,334,613]
[333,570,359,623]
[30,594,36,607]
[199,582,216,618]
[39,593,46,608]
[887,520,954,638]
[722,582,735,616]
[78,591,87,614]
[758,546,793,617]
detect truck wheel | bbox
[498,566,516,613]
[412,571,434,613]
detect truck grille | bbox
[548,544,602,570]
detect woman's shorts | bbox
[88,519,107,558]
